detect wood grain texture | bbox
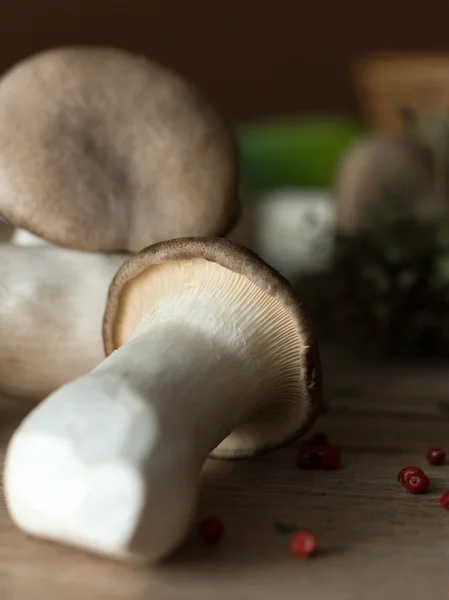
[0,352,448,599]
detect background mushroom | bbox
[0,244,127,400]
[334,132,439,234]
[4,237,322,563]
[0,46,240,251]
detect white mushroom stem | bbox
[5,266,306,562]
[11,227,52,247]
[96,326,260,461]
[0,245,127,399]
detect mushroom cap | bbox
[334,132,436,234]
[0,47,240,252]
[103,237,322,458]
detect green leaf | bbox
[274,522,299,534]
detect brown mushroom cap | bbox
[0,47,240,252]
[103,237,322,458]
[334,132,436,234]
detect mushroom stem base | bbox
[4,319,268,562]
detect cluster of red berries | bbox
[199,443,448,559]
[398,446,449,508]
[296,432,342,470]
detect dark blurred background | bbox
[1,0,447,123]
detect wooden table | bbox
[2,223,449,597]
[0,349,448,600]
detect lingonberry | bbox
[290,530,318,558]
[316,444,341,469]
[397,466,424,487]
[199,517,224,544]
[427,447,446,466]
[297,441,341,470]
[405,472,429,494]
[439,492,449,509]
[296,444,341,469]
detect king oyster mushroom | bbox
[0,244,127,400]
[0,46,240,251]
[5,238,322,563]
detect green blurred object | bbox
[274,522,299,534]
[237,114,363,193]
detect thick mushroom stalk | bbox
[0,244,127,399]
[5,239,321,563]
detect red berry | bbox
[439,492,449,509]
[316,444,341,469]
[290,530,318,558]
[199,517,224,544]
[405,472,429,494]
[297,441,341,470]
[427,447,446,465]
[397,466,424,487]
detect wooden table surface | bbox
[0,350,447,600]
[1,223,449,598]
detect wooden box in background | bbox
[354,53,449,133]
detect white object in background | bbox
[255,189,336,280]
